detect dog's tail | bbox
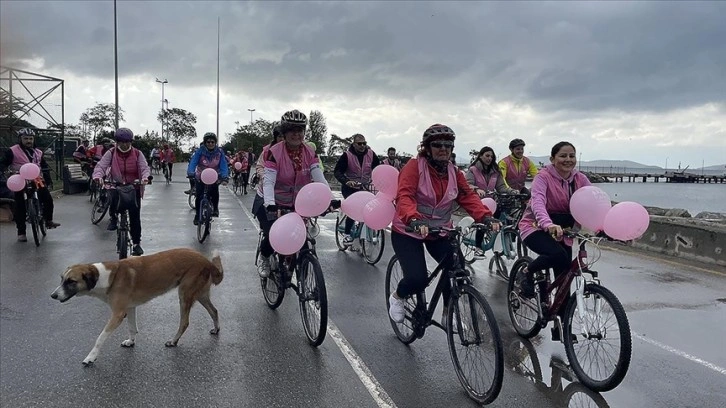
[209,249,224,285]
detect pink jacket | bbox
[93,147,151,197]
[518,164,591,241]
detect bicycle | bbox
[22,179,47,247]
[385,223,504,405]
[232,171,243,195]
[195,180,218,243]
[257,201,339,346]
[162,162,171,185]
[187,176,197,210]
[507,229,632,392]
[335,182,386,265]
[90,181,110,225]
[151,157,161,175]
[106,180,144,260]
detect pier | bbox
[578,166,726,184]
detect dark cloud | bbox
[2,1,725,113]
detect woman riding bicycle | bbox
[257,110,330,278]
[187,132,229,225]
[92,128,151,256]
[465,146,518,258]
[517,142,591,308]
[160,143,175,181]
[387,124,500,324]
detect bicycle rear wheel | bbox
[334,214,349,251]
[361,227,385,265]
[447,285,504,405]
[197,200,211,243]
[298,253,327,346]
[493,229,520,280]
[384,256,418,345]
[27,199,41,247]
[563,284,631,392]
[91,193,109,224]
[507,257,541,338]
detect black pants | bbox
[341,188,355,234]
[164,162,173,179]
[195,182,220,215]
[108,189,142,245]
[254,202,275,258]
[391,231,456,303]
[14,188,54,235]
[523,230,572,278]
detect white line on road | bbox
[230,189,398,408]
[633,332,726,376]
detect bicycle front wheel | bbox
[91,194,109,225]
[494,229,520,280]
[334,214,348,251]
[384,256,418,345]
[298,253,328,346]
[28,200,41,247]
[361,227,385,265]
[447,285,504,405]
[563,284,632,392]
[117,222,129,259]
[197,201,211,243]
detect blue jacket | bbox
[187,146,229,180]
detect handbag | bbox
[115,184,138,212]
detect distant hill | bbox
[701,164,726,171]
[526,156,659,170]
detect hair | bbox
[387,147,396,153]
[550,141,576,158]
[352,133,365,142]
[474,146,501,174]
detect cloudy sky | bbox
[2,1,725,168]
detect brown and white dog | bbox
[50,248,224,366]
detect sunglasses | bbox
[205,140,216,144]
[430,141,454,149]
[355,142,367,146]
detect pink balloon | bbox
[363,198,396,230]
[603,201,650,241]
[234,162,242,170]
[295,182,333,217]
[341,191,375,222]
[371,165,399,198]
[481,197,497,214]
[19,163,41,180]
[269,212,306,255]
[375,191,395,202]
[200,168,218,185]
[6,174,26,192]
[570,186,612,231]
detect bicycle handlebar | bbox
[563,228,623,243]
[266,199,342,218]
[404,220,497,236]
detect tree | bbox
[157,108,197,145]
[326,133,353,157]
[0,89,30,120]
[82,103,124,144]
[306,110,327,155]
[228,118,274,156]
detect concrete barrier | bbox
[632,216,726,267]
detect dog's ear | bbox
[82,265,99,290]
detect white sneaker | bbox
[258,256,271,278]
[343,234,354,245]
[474,248,486,259]
[388,293,405,323]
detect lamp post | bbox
[665,157,669,174]
[155,78,168,140]
[248,108,255,125]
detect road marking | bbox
[633,332,726,376]
[229,189,398,408]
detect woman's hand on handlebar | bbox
[547,224,563,240]
[409,219,429,237]
[481,216,501,232]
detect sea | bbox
[583,182,725,216]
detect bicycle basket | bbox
[115,185,138,212]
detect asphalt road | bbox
[1,165,725,408]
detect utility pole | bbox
[113,0,119,129]
[216,17,220,139]
[248,108,255,125]
[155,78,168,141]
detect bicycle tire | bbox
[361,227,385,265]
[37,200,46,237]
[298,253,328,346]
[117,216,129,260]
[197,200,210,243]
[447,285,504,405]
[28,199,40,247]
[563,284,632,392]
[91,194,109,225]
[261,256,285,309]
[507,256,541,338]
[334,214,348,251]
[384,255,418,345]
[460,229,478,265]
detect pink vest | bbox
[382,157,401,170]
[194,149,223,179]
[239,152,249,170]
[469,165,497,193]
[109,148,141,184]
[255,145,272,196]
[93,145,106,160]
[391,158,458,239]
[267,143,318,207]
[503,155,531,190]
[345,150,374,184]
[9,145,43,172]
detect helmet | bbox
[114,128,134,142]
[422,124,455,144]
[509,138,525,149]
[280,109,307,133]
[203,132,217,142]
[17,128,36,137]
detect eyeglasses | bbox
[355,142,367,146]
[430,141,454,149]
[205,140,216,144]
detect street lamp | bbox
[248,108,255,125]
[155,78,168,140]
[665,157,669,174]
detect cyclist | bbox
[498,138,538,192]
[257,110,330,277]
[333,133,380,244]
[232,147,251,194]
[92,128,151,256]
[251,125,284,217]
[0,128,61,242]
[73,140,92,176]
[465,146,518,257]
[150,145,161,170]
[517,142,591,314]
[187,132,229,225]
[160,143,175,181]
[387,124,499,325]
[382,147,402,170]
[88,138,113,163]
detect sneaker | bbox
[184,189,192,195]
[258,256,271,278]
[343,234,354,245]
[193,217,199,226]
[107,219,118,231]
[388,293,406,323]
[131,244,144,256]
[17,234,27,242]
[45,221,61,229]
[212,209,220,217]
[474,248,486,258]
